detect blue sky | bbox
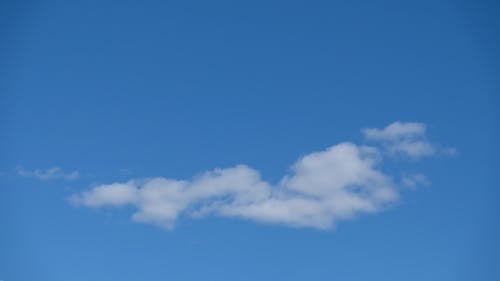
[1,0,499,280]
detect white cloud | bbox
[73,182,137,207]
[71,122,450,230]
[362,121,453,159]
[71,142,399,230]
[388,140,436,158]
[17,166,79,181]
[362,122,426,141]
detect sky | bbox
[1,0,499,280]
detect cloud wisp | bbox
[17,166,79,181]
[362,121,454,159]
[71,122,450,230]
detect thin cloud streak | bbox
[17,166,80,181]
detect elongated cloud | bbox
[71,122,450,230]
[18,166,79,181]
[362,121,454,158]
[362,122,427,141]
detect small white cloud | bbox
[71,182,137,207]
[362,121,426,141]
[388,140,436,158]
[362,121,454,159]
[17,166,79,181]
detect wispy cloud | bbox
[17,166,79,181]
[362,121,454,159]
[363,122,427,141]
[401,173,430,189]
[70,122,452,230]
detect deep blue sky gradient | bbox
[1,1,499,280]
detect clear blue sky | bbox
[1,0,499,280]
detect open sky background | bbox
[1,0,499,280]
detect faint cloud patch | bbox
[362,121,456,159]
[401,173,430,189]
[17,166,79,181]
[119,168,133,177]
